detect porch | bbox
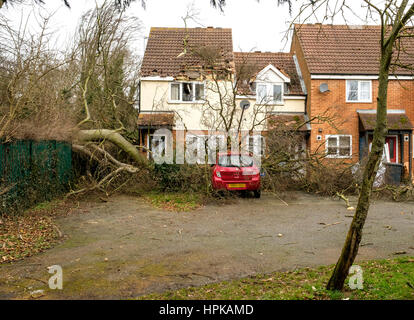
[358,111,413,183]
[137,111,175,157]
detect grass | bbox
[140,257,414,300]
[143,192,204,212]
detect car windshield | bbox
[218,155,253,168]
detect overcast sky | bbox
[2,0,366,56]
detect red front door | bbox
[385,137,397,163]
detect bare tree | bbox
[69,1,148,192]
[288,0,414,291]
[0,1,148,196]
[0,13,76,141]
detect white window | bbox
[185,134,206,164]
[170,82,204,102]
[326,135,352,158]
[256,83,283,104]
[346,80,372,103]
[148,134,166,160]
[248,135,266,156]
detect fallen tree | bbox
[0,1,148,196]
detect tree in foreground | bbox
[3,0,414,292]
[290,0,414,291]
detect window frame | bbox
[346,80,372,103]
[147,133,167,160]
[255,82,284,105]
[325,134,353,159]
[247,135,266,156]
[169,82,205,103]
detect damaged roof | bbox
[268,113,311,132]
[294,24,414,75]
[234,52,305,96]
[141,27,234,78]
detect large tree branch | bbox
[77,129,147,167]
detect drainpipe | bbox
[137,79,141,145]
[409,132,413,182]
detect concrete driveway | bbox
[0,192,413,299]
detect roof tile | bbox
[141,27,234,78]
[295,24,414,75]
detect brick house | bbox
[291,24,414,180]
[139,27,307,160]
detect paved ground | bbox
[0,192,413,299]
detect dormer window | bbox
[256,83,283,104]
[170,82,205,102]
[254,64,290,105]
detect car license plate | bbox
[228,183,246,188]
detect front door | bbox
[385,136,397,163]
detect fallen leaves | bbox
[143,193,204,212]
[0,214,60,264]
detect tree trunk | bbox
[77,129,147,167]
[326,45,393,291]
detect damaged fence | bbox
[0,140,72,214]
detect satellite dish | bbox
[320,83,330,93]
[240,100,251,110]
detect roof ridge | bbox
[234,51,292,55]
[150,26,232,31]
[294,23,382,26]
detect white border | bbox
[386,135,399,163]
[256,82,284,105]
[257,64,291,83]
[311,75,414,80]
[169,81,205,103]
[141,76,175,81]
[325,134,353,159]
[346,80,372,103]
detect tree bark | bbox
[326,42,394,291]
[77,129,147,167]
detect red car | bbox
[211,152,261,198]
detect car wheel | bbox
[254,190,261,199]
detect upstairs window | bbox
[326,135,352,158]
[256,83,283,104]
[346,80,372,103]
[170,82,204,102]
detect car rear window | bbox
[218,155,253,168]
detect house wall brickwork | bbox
[291,31,414,176]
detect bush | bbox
[262,125,359,196]
[151,163,212,194]
[302,160,358,196]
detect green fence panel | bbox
[0,143,4,181]
[0,140,72,214]
[55,141,72,185]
